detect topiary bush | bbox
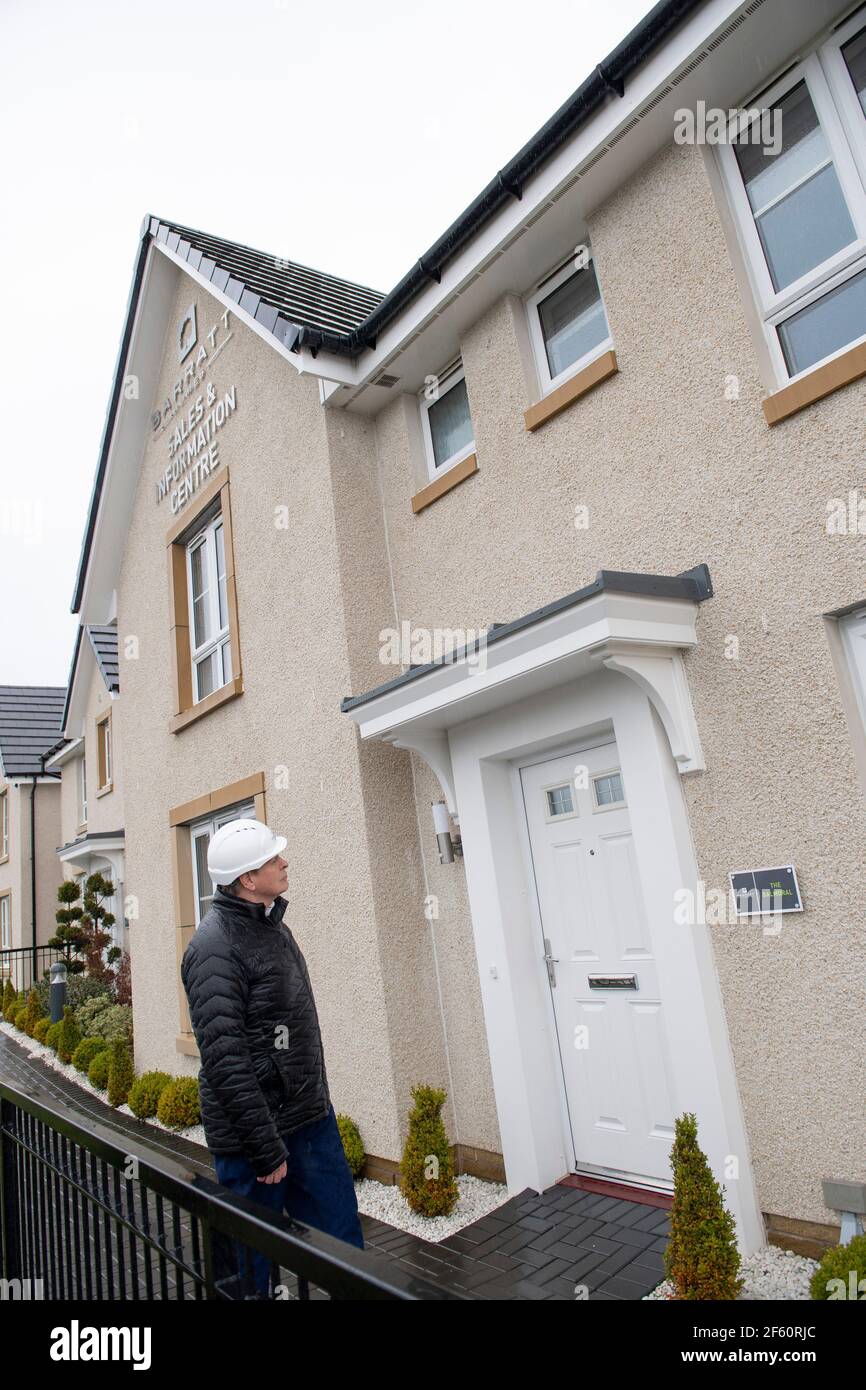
[810,1233,866,1299]
[107,1038,135,1107]
[32,1017,52,1044]
[88,1049,111,1091]
[56,1006,82,1064]
[664,1111,743,1300]
[156,1077,200,1130]
[22,988,47,1037]
[72,1036,109,1075]
[336,1113,365,1177]
[399,1083,459,1218]
[2,978,17,1017]
[11,1002,29,1031]
[45,1021,63,1052]
[128,1071,173,1120]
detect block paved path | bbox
[0,1027,669,1300]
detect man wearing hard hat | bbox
[180,817,364,1298]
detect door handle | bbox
[543,937,559,987]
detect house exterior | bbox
[66,0,866,1258]
[45,624,127,958]
[0,687,66,979]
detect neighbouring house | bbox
[44,624,126,960]
[0,687,66,985]
[65,0,866,1259]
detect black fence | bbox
[0,1081,463,1301]
[0,947,70,998]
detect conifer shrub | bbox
[33,1018,51,1044]
[72,1036,109,1075]
[663,1111,743,1300]
[336,1113,365,1176]
[128,1071,173,1120]
[2,978,17,1016]
[56,1006,82,1064]
[88,1049,111,1091]
[809,1233,866,1300]
[107,1038,135,1107]
[45,1021,63,1052]
[399,1083,459,1218]
[10,1002,28,1030]
[23,988,47,1037]
[156,1077,200,1129]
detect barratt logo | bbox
[178,302,197,362]
[150,305,233,433]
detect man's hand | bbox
[257,1159,287,1184]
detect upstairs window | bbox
[526,252,613,395]
[718,7,866,382]
[419,360,475,479]
[96,711,112,792]
[0,789,7,859]
[78,755,87,828]
[187,510,231,703]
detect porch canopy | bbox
[340,564,713,816]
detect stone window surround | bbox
[171,771,267,1056]
[165,467,243,734]
[95,706,113,797]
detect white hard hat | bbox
[206,818,288,885]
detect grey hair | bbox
[220,878,244,896]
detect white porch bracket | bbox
[382,730,459,821]
[595,642,705,774]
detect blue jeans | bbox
[212,1102,364,1297]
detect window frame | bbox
[0,891,10,952]
[166,469,242,734]
[185,511,232,704]
[0,789,8,861]
[95,709,112,794]
[525,252,614,398]
[839,603,866,732]
[78,754,87,828]
[716,22,866,388]
[418,359,476,482]
[591,766,627,813]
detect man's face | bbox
[244,852,289,901]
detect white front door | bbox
[519,741,677,1188]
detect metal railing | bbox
[0,946,70,998]
[0,1080,464,1301]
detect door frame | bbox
[447,667,766,1256]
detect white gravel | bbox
[643,1244,819,1300]
[354,1173,510,1240]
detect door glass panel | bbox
[538,263,608,378]
[778,265,866,373]
[545,784,574,817]
[428,376,473,468]
[734,83,856,290]
[593,772,625,806]
[842,26,866,115]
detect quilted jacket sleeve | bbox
[181,933,288,1178]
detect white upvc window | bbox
[419,359,475,480]
[78,755,87,826]
[1,790,8,858]
[190,799,256,926]
[717,7,866,384]
[186,510,231,703]
[839,604,866,733]
[1,894,9,951]
[526,251,613,396]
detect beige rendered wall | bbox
[57,747,83,852]
[365,138,866,1225]
[116,272,466,1171]
[2,778,63,952]
[0,771,18,950]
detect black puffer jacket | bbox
[180,885,331,1176]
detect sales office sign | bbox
[153,302,239,514]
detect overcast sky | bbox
[0,0,652,687]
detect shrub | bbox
[75,995,116,1037]
[32,1017,52,1044]
[107,1039,135,1107]
[2,978,17,1017]
[88,1049,111,1090]
[72,1036,109,1075]
[128,1071,173,1120]
[56,1006,82,1064]
[33,973,112,1020]
[810,1233,866,1300]
[45,1021,63,1051]
[78,999,132,1047]
[22,988,47,1037]
[10,1003,28,1031]
[336,1113,365,1177]
[664,1112,743,1300]
[399,1083,459,1218]
[156,1077,200,1130]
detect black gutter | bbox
[341,563,713,713]
[293,0,708,360]
[71,231,153,614]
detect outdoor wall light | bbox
[432,800,463,864]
